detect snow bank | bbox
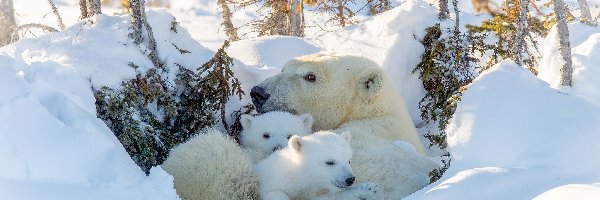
[0,9,215,200]
[538,22,600,106]
[408,60,600,199]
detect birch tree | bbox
[552,0,573,86]
[439,0,449,20]
[80,0,101,19]
[0,0,17,46]
[576,0,592,23]
[217,0,239,41]
[287,0,304,36]
[514,0,528,66]
[129,0,162,69]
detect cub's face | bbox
[251,53,384,131]
[240,112,313,155]
[289,131,355,192]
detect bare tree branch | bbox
[47,0,65,30]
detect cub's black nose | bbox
[250,86,269,109]
[345,177,355,185]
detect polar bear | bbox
[250,52,439,198]
[256,131,383,200]
[239,111,313,163]
[162,112,313,200]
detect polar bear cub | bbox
[256,131,382,200]
[162,111,314,200]
[240,111,313,163]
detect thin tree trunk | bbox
[287,0,304,36]
[552,0,573,86]
[336,0,345,27]
[129,0,144,45]
[129,0,163,69]
[86,0,101,16]
[439,0,449,20]
[0,0,17,46]
[47,0,65,30]
[514,0,528,66]
[576,0,592,23]
[217,0,239,41]
[79,0,88,19]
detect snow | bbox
[407,60,600,199]
[0,8,215,200]
[539,22,600,106]
[3,0,600,199]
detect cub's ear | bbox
[357,68,384,96]
[240,114,253,129]
[299,113,314,130]
[340,131,351,143]
[289,135,303,152]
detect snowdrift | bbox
[408,60,600,199]
[0,10,216,200]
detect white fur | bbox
[253,52,439,198]
[161,128,259,200]
[240,111,313,163]
[161,112,314,199]
[256,131,383,200]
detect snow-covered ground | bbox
[2,0,600,199]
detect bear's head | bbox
[250,52,388,131]
[288,131,355,191]
[240,111,313,155]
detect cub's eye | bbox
[325,160,336,166]
[263,133,270,139]
[303,73,316,82]
[287,135,292,140]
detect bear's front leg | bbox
[314,182,383,200]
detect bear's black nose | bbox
[345,177,355,186]
[250,86,269,109]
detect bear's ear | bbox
[240,114,252,129]
[340,131,351,143]
[299,113,314,130]
[357,68,384,96]
[289,135,303,152]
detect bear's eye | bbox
[325,160,336,166]
[303,73,316,83]
[263,132,270,139]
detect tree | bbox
[514,0,528,66]
[287,0,304,36]
[80,0,102,19]
[217,0,240,41]
[576,0,592,24]
[249,0,304,36]
[0,0,17,46]
[129,0,162,69]
[439,0,449,20]
[368,0,392,16]
[552,0,573,86]
[306,0,354,27]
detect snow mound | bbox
[408,60,600,199]
[538,22,600,106]
[0,9,217,200]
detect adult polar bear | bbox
[251,52,437,198]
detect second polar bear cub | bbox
[239,111,313,163]
[256,131,382,200]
